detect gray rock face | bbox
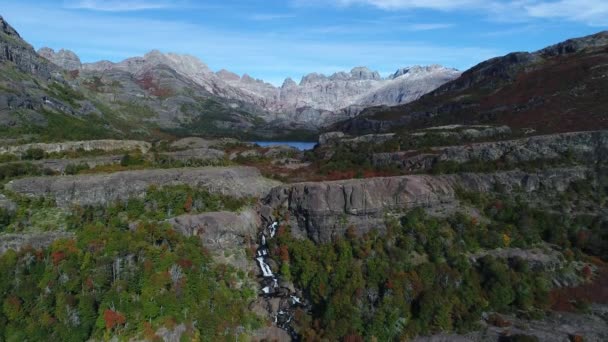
[167,209,260,269]
[265,167,589,243]
[2,155,123,173]
[5,166,281,208]
[413,306,608,342]
[0,232,74,254]
[0,139,151,156]
[471,247,563,272]
[37,47,82,71]
[373,130,608,171]
[0,16,55,79]
[168,209,259,251]
[160,148,225,163]
[226,65,460,127]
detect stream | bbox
[255,221,309,340]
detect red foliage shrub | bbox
[178,258,193,269]
[51,251,66,265]
[344,334,364,342]
[279,245,290,262]
[183,195,193,213]
[582,265,593,280]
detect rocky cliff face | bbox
[265,167,589,243]
[0,16,56,79]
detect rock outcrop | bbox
[0,232,74,254]
[167,209,259,252]
[6,166,281,208]
[373,130,608,171]
[413,306,608,342]
[265,167,589,243]
[38,47,82,71]
[0,139,151,156]
[0,16,56,79]
[167,209,260,270]
[1,155,122,173]
[160,148,225,163]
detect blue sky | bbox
[2,0,607,85]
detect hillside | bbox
[335,31,608,135]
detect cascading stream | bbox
[254,221,307,340]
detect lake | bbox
[252,141,317,151]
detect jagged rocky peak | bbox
[241,74,258,83]
[390,65,459,79]
[329,71,350,81]
[350,66,381,80]
[300,66,382,85]
[38,47,82,71]
[0,15,20,37]
[216,69,240,81]
[0,16,54,78]
[143,50,211,75]
[281,77,297,88]
[540,30,608,56]
[300,72,328,85]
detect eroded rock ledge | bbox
[373,130,608,171]
[265,167,590,243]
[5,166,281,208]
[0,139,151,156]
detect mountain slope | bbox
[0,17,283,141]
[335,31,608,135]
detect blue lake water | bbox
[252,141,317,151]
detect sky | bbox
[2,0,607,85]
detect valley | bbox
[0,13,607,342]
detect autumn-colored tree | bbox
[103,309,126,330]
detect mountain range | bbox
[37,46,460,128]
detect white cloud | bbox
[525,0,608,27]
[65,0,173,12]
[314,0,608,26]
[407,23,453,31]
[249,13,296,21]
[307,0,484,11]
